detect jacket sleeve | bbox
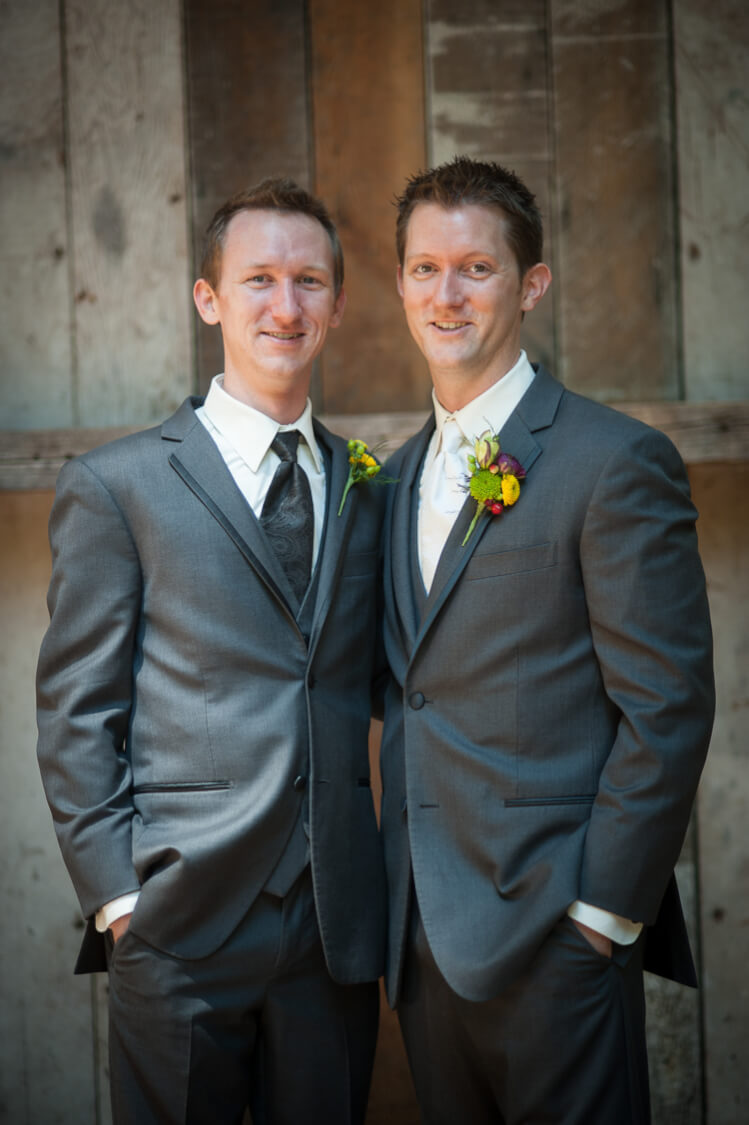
[36,457,142,918]
[577,425,714,924]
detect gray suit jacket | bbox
[380,367,714,1004]
[37,397,386,982]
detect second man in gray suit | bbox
[379,156,714,1124]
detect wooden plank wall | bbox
[1,0,748,1122]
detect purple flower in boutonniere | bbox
[461,429,526,546]
[337,438,396,516]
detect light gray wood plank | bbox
[690,462,749,1125]
[0,0,73,429]
[0,493,97,1122]
[2,400,748,489]
[64,0,191,427]
[674,0,749,402]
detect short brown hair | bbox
[200,177,344,295]
[395,156,543,278]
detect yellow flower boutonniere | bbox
[337,439,397,516]
[462,430,526,546]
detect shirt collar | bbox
[201,374,323,473]
[432,350,536,449]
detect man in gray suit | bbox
[37,178,386,1124]
[379,156,714,1123]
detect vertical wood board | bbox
[0,0,73,429]
[691,463,749,1125]
[65,0,191,426]
[425,0,555,373]
[0,493,97,1123]
[675,0,749,402]
[310,0,429,414]
[551,1,679,401]
[185,0,311,395]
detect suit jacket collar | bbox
[163,399,356,643]
[394,366,564,658]
[388,415,435,653]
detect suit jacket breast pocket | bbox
[465,540,557,582]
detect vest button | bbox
[293,774,307,791]
[409,691,425,710]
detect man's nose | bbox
[434,270,463,308]
[271,279,302,320]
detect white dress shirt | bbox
[417,351,642,947]
[95,376,325,933]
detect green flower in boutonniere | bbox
[461,429,526,546]
[337,439,397,516]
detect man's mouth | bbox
[432,321,470,331]
[263,331,304,340]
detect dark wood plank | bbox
[310,0,429,415]
[551,0,679,401]
[184,0,310,394]
[424,0,555,371]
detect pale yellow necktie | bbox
[419,417,467,593]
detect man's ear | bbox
[329,286,347,329]
[521,263,552,312]
[193,278,220,326]
[396,265,404,299]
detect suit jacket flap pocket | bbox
[466,540,556,581]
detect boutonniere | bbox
[461,430,526,546]
[337,438,396,516]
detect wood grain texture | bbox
[690,463,749,1125]
[184,0,310,394]
[0,491,98,1123]
[674,0,749,402]
[3,400,747,490]
[310,0,429,414]
[424,0,555,373]
[65,0,191,426]
[551,0,679,401]
[0,0,73,429]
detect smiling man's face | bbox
[397,202,547,407]
[194,208,345,419]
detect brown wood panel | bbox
[65,0,191,427]
[0,0,73,429]
[674,0,749,401]
[551,1,679,401]
[310,0,428,415]
[185,0,311,394]
[425,0,555,372]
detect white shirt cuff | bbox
[95,892,140,933]
[567,900,643,945]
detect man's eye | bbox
[413,264,434,276]
[299,275,322,286]
[468,263,490,275]
[247,274,271,285]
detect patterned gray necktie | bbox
[260,430,314,605]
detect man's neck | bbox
[431,351,521,414]
[221,371,309,424]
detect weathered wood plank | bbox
[64,0,191,426]
[690,462,749,1125]
[551,0,679,402]
[0,492,97,1122]
[674,0,749,401]
[2,400,748,490]
[0,0,73,429]
[310,0,428,414]
[184,0,310,395]
[424,0,555,376]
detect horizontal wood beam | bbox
[1,401,748,491]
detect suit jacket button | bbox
[409,691,425,710]
[293,774,307,791]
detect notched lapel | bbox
[164,404,297,613]
[308,425,358,650]
[389,419,434,653]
